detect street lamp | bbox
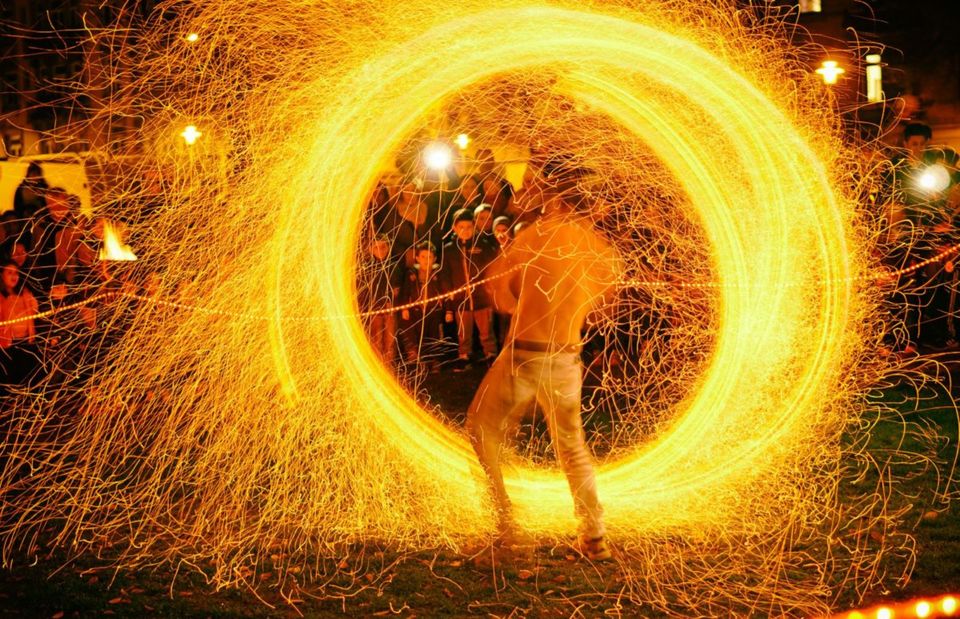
[865,53,883,102]
[180,124,202,145]
[816,60,844,85]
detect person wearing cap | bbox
[473,203,497,248]
[492,215,513,250]
[440,208,499,370]
[466,155,621,560]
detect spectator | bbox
[27,189,95,297]
[473,204,496,247]
[397,241,446,371]
[13,162,48,226]
[387,179,426,265]
[441,209,498,370]
[450,176,484,227]
[0,261,39,387]
[359,235,401,367]
[475,148,514,218]
[492,215,513,250]
[885,123,960,349]
[0,212,23,245]
[368,180,394,236]
[491,215,514,347]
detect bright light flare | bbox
[944,597,958,615]
[918,164,951,193]
[916,601,932,618]
[423,141,453,170]
[185,32,200,43]
[816,60,845,84]
[180,124,202,145]
[98,221,137,262]
[455,133,470,149]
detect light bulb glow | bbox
[180,124,202,145]
[817,60,845,84]
[423,142,453,170]
[944,597,958,615]
[918,164,951,193]
[915,601,931,618]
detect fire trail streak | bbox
[0,1,943,616]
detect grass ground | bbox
[0,364,957,617]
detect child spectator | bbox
[397,241,446,371]
[441,209,498,370]
[359,235,401,367]
[492,215,513,250]
[473,204,496,247]
[0,261,40,386]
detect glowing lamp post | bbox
[816,60,844,85]
[180,124,202,146]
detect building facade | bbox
[0,0,161,157]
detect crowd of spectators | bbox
[879,123,960,354]
[0,162,121,390]
[359,147,548,375]
[362,125,960,376]
[2,123,958,391]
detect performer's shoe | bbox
[578,535,612,561]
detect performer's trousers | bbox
[466,347,604,538]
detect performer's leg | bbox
[466,352,533,525]
[538,354,604,539]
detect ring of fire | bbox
[272,6,858,535]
